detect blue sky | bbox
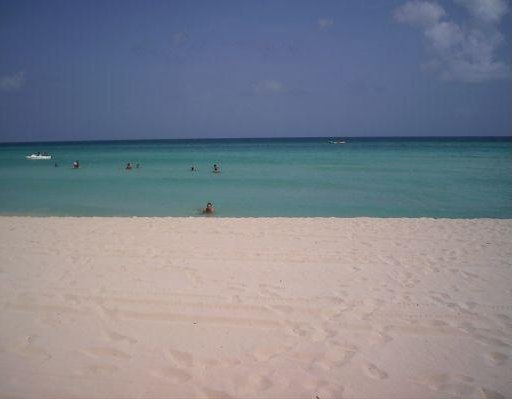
[1,0,511,142]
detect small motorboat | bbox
[328,140,346,144]
[26,152,52,160]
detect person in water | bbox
[54,162,59,167]
[136,163,140,169]
[126,162,133,170]
[72,160,80,169]
[212,164,220,173]
[202,202,215,214]
[191,165,197,171]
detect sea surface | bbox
[0,137,511,218]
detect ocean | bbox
[0,137,511,218]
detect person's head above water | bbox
[203,202,215,214]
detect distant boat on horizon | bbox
[328,139,346,144]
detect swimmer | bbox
[72,160,80,169]
[191,165,197,171]
[126,162,133,170]
[136,163,140,169]
[212,164,220,173]
[202,202,215,214]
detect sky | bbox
[0,0,511,142]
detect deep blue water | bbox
[0,137,511,217]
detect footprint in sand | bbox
[417,373,474,396]
[495,313,512,329]
[246,374,272,391]
[83,346,132,361]
[259,284,282,298]
[14,335,52,363]
[82,363,118,376]
[363,363,388,380]
[63,294,81,304]
[496,313,512,323]
[485,351,508,366]
[199,387,234,399]
[228,285,245,293]
[480,387,506,399]
[148,349,195,383]
[251,344,288,362]
[150,365,192,383]
[428,319,448,327]
[313,382,345,399]
[167,349,194,368]
[104,329,138,344]
[474,334,510,348]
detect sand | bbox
[0,217,511,399]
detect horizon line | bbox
[1,134,511,145]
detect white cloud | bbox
[394,1,445,27]
[442,57,510,81]
[454,0,509,24]
[0,71,25,91]
[394,1,512,82]
[318,18,334,29]
[425,21,464,52]
[252,80,285,95]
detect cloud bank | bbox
[394,0,512,82]
[0,71,25,91]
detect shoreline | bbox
[2,215,512,219]
[1,217,511,398]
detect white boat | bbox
[329,140,346,144]
[26,153,52,160]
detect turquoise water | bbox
[0,138,511,218]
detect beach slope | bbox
[0,217,511,398]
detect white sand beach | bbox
[0,217,511,399]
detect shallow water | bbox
[1,137,511,217]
